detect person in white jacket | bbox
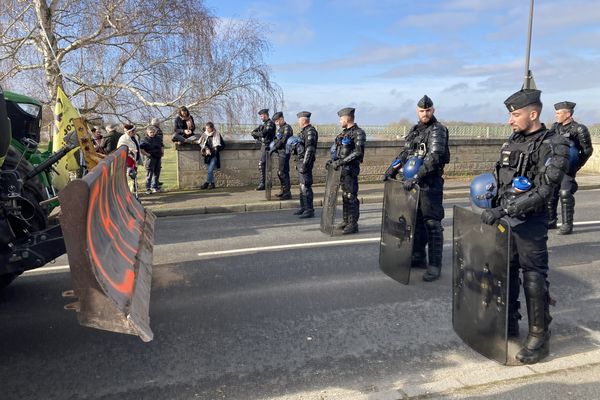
[117,123,142,196]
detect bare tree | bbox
[0,0,282,124]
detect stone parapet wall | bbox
[176,138,508,189]
[580,139,600,174]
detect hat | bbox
[258,108,269,115]
[337,107,355,118]
[296,111,311,118]
[554,101,576,111]
[504,89,542,112]
[272,111,283,120]
[417,95,433,109]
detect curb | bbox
[147,183,600,218]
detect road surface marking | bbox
[21,219,600,275]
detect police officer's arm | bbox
[505,137,570,217]
[251,123,263,139]
[340,128,366,164]
[274,124,293,150]
[415,125,449,180]
[302,127,317,167]
[263,120,276,142]
[577,124,594,169]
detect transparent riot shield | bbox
[378,181,420,285]
[320,165,342,235]
[452,206,511,364]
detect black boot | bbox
[558,191,574,235]
[516,272,551,364]
[335,201,349,231]
[294,192,306,215]
[342,197,359,234]
[279,191,292,200]
[547,190,559,229]
[508,300,522,338]
[423,220,443,282]
[200,182,209,190]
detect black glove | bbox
[332,159,343,170]
[383,173,394,181]
[403,178,418,191]
[481,207,506,225]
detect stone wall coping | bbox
[175,138,507,151]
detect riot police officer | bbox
[251,109,276,190]
[480,88,570,364]
[546,101,594,234]
[294,111,318,218]
[269,112,293,200]
[330,107,366,234]
[383,95,449,281]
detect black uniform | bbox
[387,115,450,277]
[481,88,570,364]
[332,124,366,231]
[547,117,593,234]
[251,117,276,189]
[296,124,318,215]
[270,123,293,197]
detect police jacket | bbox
[400,116,450,178]
[334,124,366,168]
[251,119,276,145]
[272,123,293,152]
[298,124,318,167]
[552,120,593,171]
[495,126,570,217]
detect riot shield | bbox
[452,206,511,364]
[320,165,342,235]
[265,150,273,201]
[378,181,420,285]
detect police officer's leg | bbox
[337,168,350,230]
[547,187,559,229]
[421,189,445,281]
[513,215,551,364]
[299,164,314,218]
[279,152,292,199]
[257,145,267,190]
[507,246,522,338]
[558,176,577,235]
[343,168,359,234]
[276,151,285,196]
[294,164,306,215]
[412,208,428,268]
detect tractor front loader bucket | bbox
[58,146,155,342]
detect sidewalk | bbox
[141,174,600,217]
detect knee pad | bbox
[559,189,573,200]
[424,219,442,232]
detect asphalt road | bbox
[1,190,599,400]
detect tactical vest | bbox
[497,132,548,200]
[336,128,364,163]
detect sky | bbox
[206,0,600,125]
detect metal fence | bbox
[210,123,600,139]
[40,122,600,142]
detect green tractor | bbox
[0,85,155,341]
[0,87,74,288]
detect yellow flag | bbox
[52,86,82,190]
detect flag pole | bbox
[523,0,535,89]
